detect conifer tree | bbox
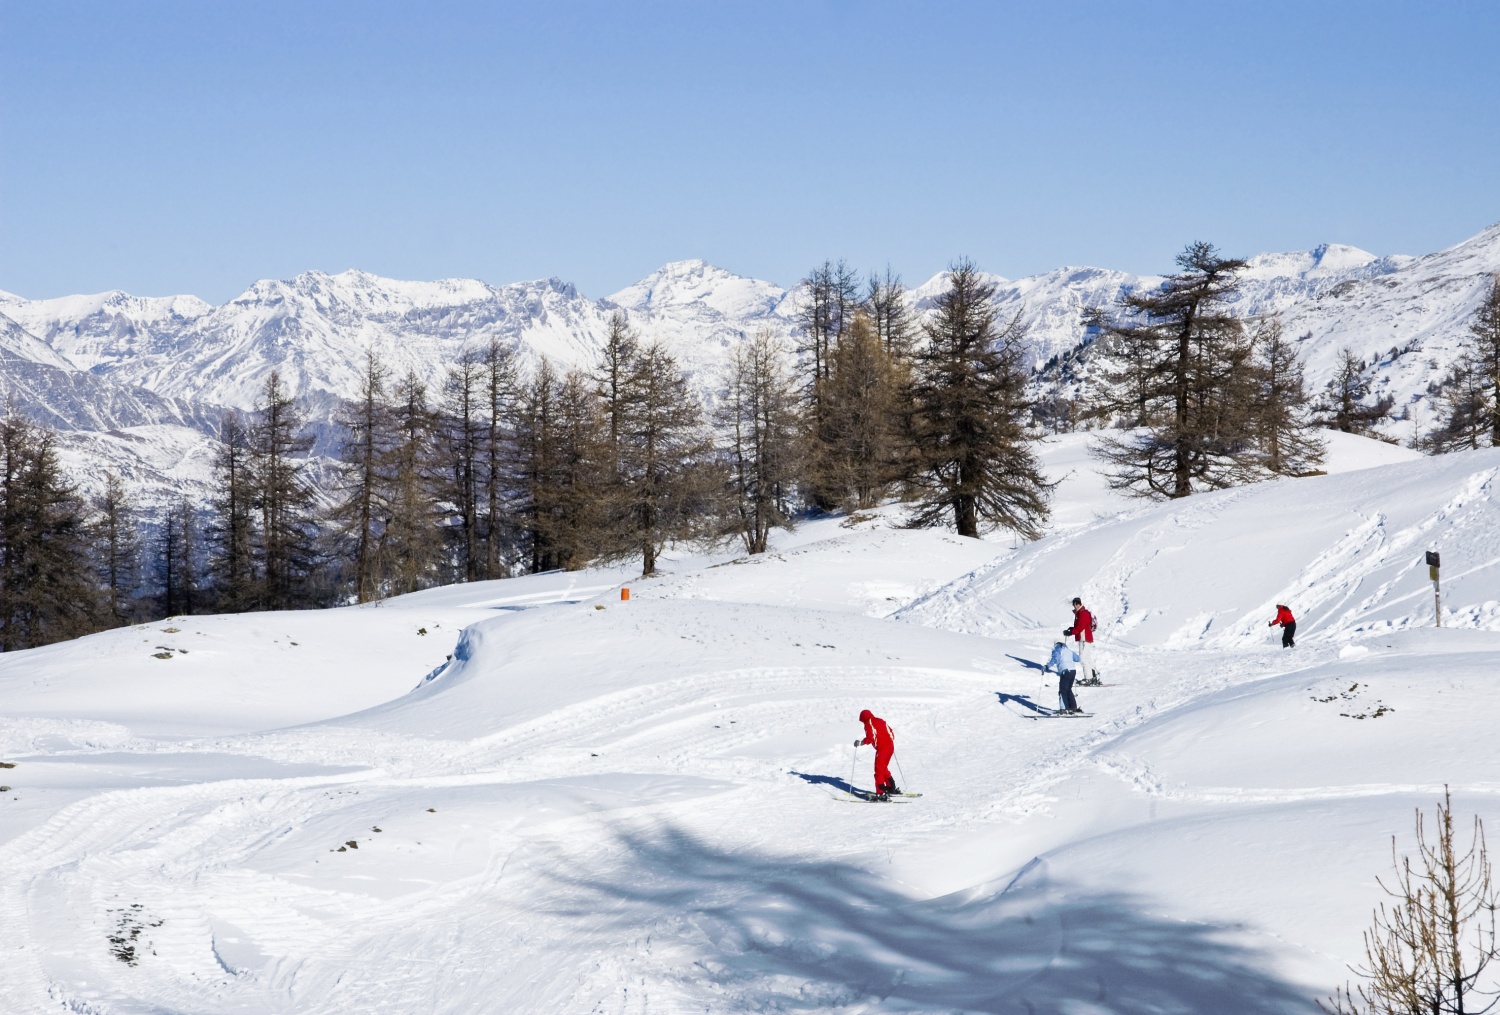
[0,415,104,649]
[1248,318,1325,475]
[614,343,717,575]
[1090,242,1260,498]
[93,471,142,626]
[207,411,258,611]
[481,337,517,577]
[173,497,201,616]
[596,311,639,457]
[541,371,611,571]
[331,351,392,603]
[513,360,563,573]
[512,361,609,572]
[1432,275,1500,451]
[866,267,915,359]
[1318,347,1394,437]
[250,371,319,609]
[442,350,486,582]
[152,499,199,618]
[1473,274,1500,445]
[797,260,861,414]
[907,260,1052,538]
[813,312,905,510]
[1429,349,1489,453]
[720,330,802,553]
[381,370,444,595]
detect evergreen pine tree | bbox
[545,371,611,570]
[380,370,444,595]
[250,371,319,609]
[481,337,518,577]
[907,260,1052,538]
[331,351,393,603]
[614,343,718,575]
[1429,348,1489,453]
[1248,318,1325,475]
[866,267,915,360]
[93,471,142,626]
[173,497,201,615]
[0,415,105,648]
[1432,275,1500,451]
[719,330,802,554]
[1474,274,1500,445]
[1090,242,1261,498]
[206,411,258,611]
[797,260,861,417]
[1317,347,1394,437]
[442,351,487,583]
[813,312,905,510]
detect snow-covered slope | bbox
[2,435,1498,1011]
[1279,224,1500,421]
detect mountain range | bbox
[2,221,1498,516]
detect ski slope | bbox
[2,435,1499,1013]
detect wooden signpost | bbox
[1426,550,1441,627]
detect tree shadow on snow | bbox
[789,770,861,795]
[545,826,1318,1013]
[1005,653,1048,673]
[995,692,1052,715]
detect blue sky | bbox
[2,1,1497,303]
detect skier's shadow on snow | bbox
[789,771,860,795]
[995,692,1050,715]
[550,826,1320,1014]
[1005,653,1047,672]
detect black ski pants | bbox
[1281,621,1296,648]
[1058,669,1079,712]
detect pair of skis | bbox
[838,789,923,803]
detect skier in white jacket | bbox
[1044,641,1082,713]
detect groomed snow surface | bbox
[2,434,1498,1013]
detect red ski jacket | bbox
[1273,605,1295,627]
[1068,607,1094,643]
[859,711,893,751]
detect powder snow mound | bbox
[899,443,1500,650]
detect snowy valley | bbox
[0,430,1495,1012]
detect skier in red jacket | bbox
[1065,597,1097,684]
[854,709,898,799]
[1269,604,1296,648]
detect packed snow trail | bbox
[3,438,1500,1012]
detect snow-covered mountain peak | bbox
[0,288,24,304]
[225,269,500,316]
[12,289,213,323]
[1241,243,1387,281]
[608,259,789,322]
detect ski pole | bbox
[850,745,858,793]
[894,753,909,791]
